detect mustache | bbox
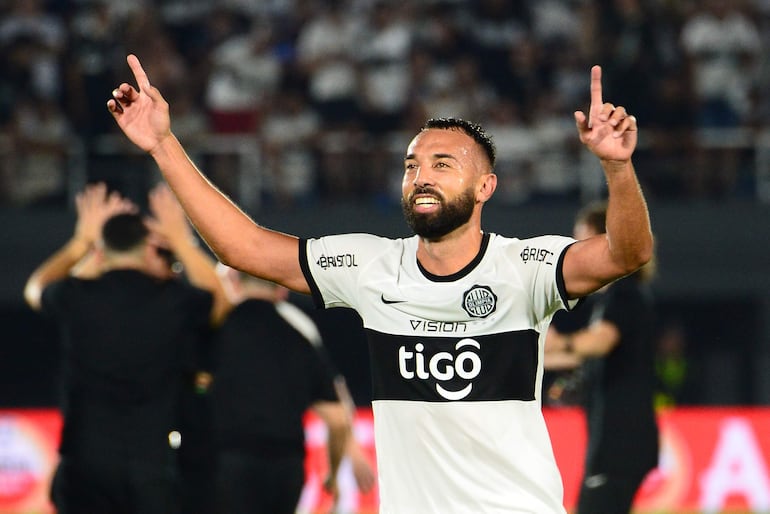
[409,186,443,202]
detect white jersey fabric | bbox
[300,232,578,513]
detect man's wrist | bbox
[167,234,198,253]
[69,236,93,254]
[148,132,178,160]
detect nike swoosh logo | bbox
[380,294,406,305]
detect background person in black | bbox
[545,201,660,514]
[146,183,230,514]
[152,186,372,513]
[211,265,350,514]
[23,183,215,514]
[215,263,377,499]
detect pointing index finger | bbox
[127,54,150,90]
[589,65,603,125]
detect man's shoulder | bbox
[42,275,93,300]
[489,232,572,245]
[275,301,323,346]
[305,233,413,269]
[307,232,409,247]
[486,233,574,263]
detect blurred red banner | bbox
[1,407,769,514]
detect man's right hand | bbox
[146,183,194,251]
[107,54,172,155]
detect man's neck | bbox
[416,227,484,277]
[102,256,146,273]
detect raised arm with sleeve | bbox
[562,66,653,298]
[107,55,307,293]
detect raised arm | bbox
[147,184,231,324]
[107,54,308,293]
[24,183,134,310]
[562,66,653,298]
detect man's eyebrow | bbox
[404,153,458,161]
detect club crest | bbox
[462,285,497,318]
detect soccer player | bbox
[107,55,652,513]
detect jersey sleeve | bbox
[508,234,581,323]
[300,233,394,310]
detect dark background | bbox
[2,0,770,409]
[4,199,769,407]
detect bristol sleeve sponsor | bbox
[519,246,555,265]
[316,253,359,269]
[303,234,385,309]
[508,235,578,316]
[366,329,539,402]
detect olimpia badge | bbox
[462,285,497,318]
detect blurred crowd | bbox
[1,0,769,209]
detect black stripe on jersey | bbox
[366,328,539,402]
[299,238,325,309]
[556,242,583,312]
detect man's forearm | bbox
[603,160,653,273]
[149,135,256,265]
[24,237,91,310]
[147,134,308,292]
[327,424,349,480]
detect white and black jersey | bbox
[300,232,578,514]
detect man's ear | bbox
[477,173,497,203]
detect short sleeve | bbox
[301,233,398,310]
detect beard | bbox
[402,186,475,240]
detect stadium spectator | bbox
[356,2,414,134]
[259,87,322,206]
[62,1,125,138]
[680,0,762,197]
[294,0,362,128]
[6,93,71,206]
[204,17,282,133]
[0,0,66,101]
[2,0,767,205]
